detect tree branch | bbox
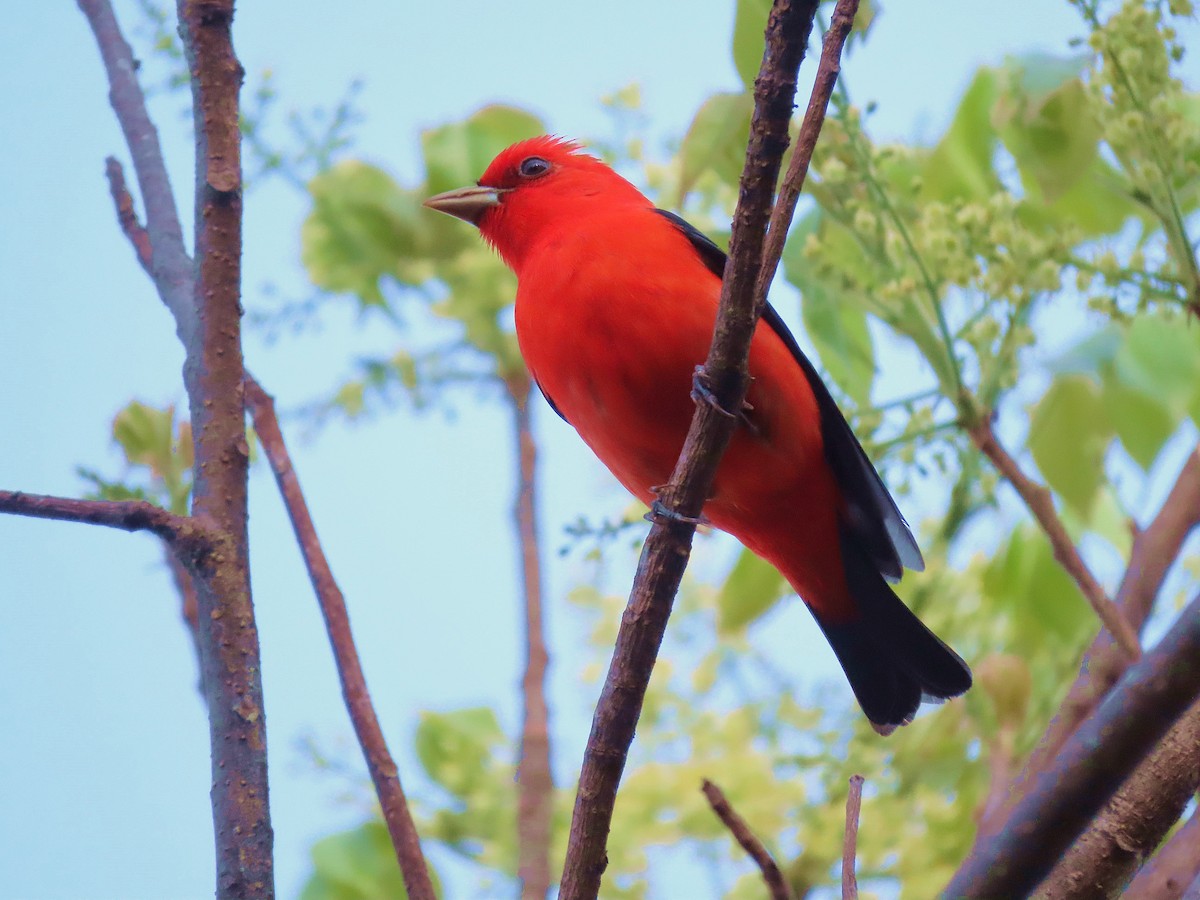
[175,2,273,895]
[0,489,198,544]
[1124,807,1200,900]
[557,2,842,896]
[243,375,435,900]
[105,156,153,274]
[944,588,1200,898]
[968,419,1141,661]
[978,446,1200,840]
[842,774,864,900]
[755,0,858,304]
[701,779,792,900]
[77,0,196,344]
[504,373,554,900]
[1036,698,1200,898]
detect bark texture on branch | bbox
[1125,809,1200,900]
[1036,698,1200,899]
[945,589,1200,899]
[175,2,273,895]
[244,376,435,900]
[557,2,838,896]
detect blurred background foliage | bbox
[87,0,1200,895]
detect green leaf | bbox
[717,548,788,634]
[1027,374,1114,519]
[993,55,1099,204]
[415,707,506,799]
[798,276,876,406]
[677,92,754,202]
[421,105,545,197]
[982,524,1090,645]
[302,161,432,306]
[301,820,425,900]
[922,68,1001,202]
[1114,316,1200,417]
[1102,367,1177,470]
[110,401,193,514]
[732,0,772,91]
[1045,325,1121,376]
[782,210,875,404]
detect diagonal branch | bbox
[557,1,848,896]
[243,375,435,900]
[78,0,196,344]
[756,0,859,304]
[977,445,1200,840]
[944,588,1200,898]
[701,779,793,900]
[105,156,153,274]
[1124,804,1200,899]
[1036,697,1200,899]
[968,419,1141,661]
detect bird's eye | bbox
[518,156,551,179]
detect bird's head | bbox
[423,135,648,268]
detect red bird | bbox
[425,136,970,733]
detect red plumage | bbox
[426,136,970,733]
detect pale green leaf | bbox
[732,0,772,91]
[1027,375,1113,519]
[677,92,754,202]
[717,548,788,633]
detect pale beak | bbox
[423,185,504,226]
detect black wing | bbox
[655,208,924,579]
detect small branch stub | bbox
[701,779,792,900]
[842,775,864,900]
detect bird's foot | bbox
[690,366,737,418]
[645,486,710,527]
[645,499,707,527]
[691,366,759,435]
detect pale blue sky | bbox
[1,2,1188,898]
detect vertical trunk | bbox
[508,373,554,900]
[177,2,273,895]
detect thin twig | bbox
[701,780,792,900]
[243,375,435,900]
[968,419,1141,661]
[105,157,154,274]
[77,0,196,345]
[976,445,1200,841]
[944,588,1200,898]
[505,373,554,900]
[842,775,864,900]
[557,2,829,896]
[755,0,859,304]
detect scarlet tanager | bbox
[425,136,970,734]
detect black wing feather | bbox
[655,208,924,579]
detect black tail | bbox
[817,535,972,735]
